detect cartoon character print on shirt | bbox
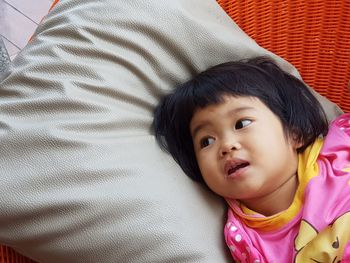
[294,212,350,263]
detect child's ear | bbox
[289,130,303,149]
[293,139,304,150]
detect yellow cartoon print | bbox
[294,212,350,263]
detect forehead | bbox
[191,95,260,120]
[189,96,265,132]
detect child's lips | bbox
[224,159,250,178]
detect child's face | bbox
[190,95,301,210]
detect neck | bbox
[240,174,298,216]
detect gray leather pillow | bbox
[0,37,10,79]
[0,0,341,262]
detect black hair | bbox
[153,57,328,182]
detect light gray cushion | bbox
[0,37,10,80]
[0,0,341,262]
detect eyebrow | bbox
[191,106,255,138]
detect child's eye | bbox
[235,119,252,129]
[200,137,215,148]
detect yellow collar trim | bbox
[227,138,323,232]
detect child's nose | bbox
[220,139,241,157]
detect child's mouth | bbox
[225,160,250,176]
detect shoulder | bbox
[320,113,350,153]
[328,113,350,138]
[225,209,264,262]
[314,113,350,180]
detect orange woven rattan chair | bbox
[218,0,350,112]
[0,246,36,263]
[0,0,349,262]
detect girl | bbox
[153,57,350,262]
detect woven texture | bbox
[217,0,350,112]
[0,246,35,263]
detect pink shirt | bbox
[225,113,350,263]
